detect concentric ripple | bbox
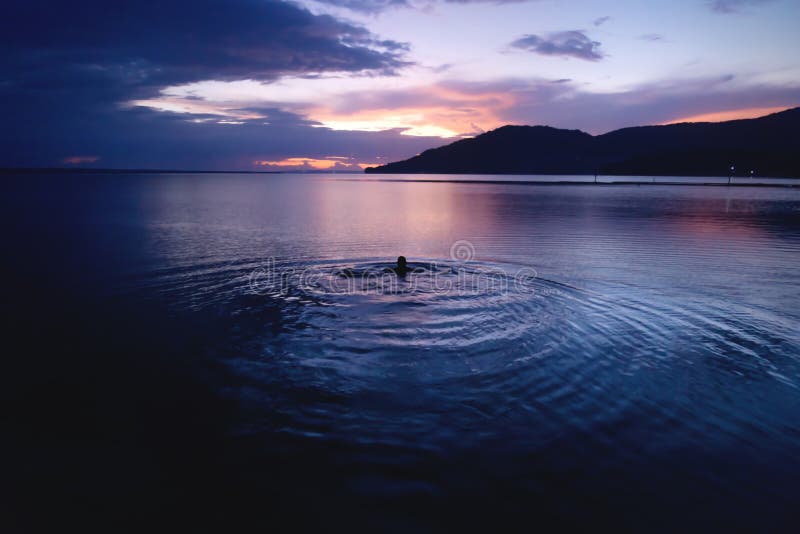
[126,255,800,452]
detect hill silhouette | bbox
[365,107,800,177]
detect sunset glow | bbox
[134,80,515,138]
[255,158,338,169]
[3,0,799,170]
[254,157,371,170]
[662,106,794,125]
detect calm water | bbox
[4,173,800,531]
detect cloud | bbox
[639,34,665,42]
[448,75,800,134]
[1,0,796,171]
[4,71,798,169]
[253,156,371,171]
[708,0,773,14]
[307,0,410,13]
[0,91,443,170]
[321,76,800,136]
[0,0,418,168]
[443,0,530,3]
[308,0,532,13]
[132,72,800,148]
[131,74,519,138]
[510,31,604,61]
[1,1,409,95]
[593,16,611,26]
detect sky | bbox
[2,0,799,171]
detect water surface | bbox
[4,173,800,531]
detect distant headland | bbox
[365,107,800,178]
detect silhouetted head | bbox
[397,256,407,269]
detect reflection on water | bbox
[4,173,800,530]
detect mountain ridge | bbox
[365,107,800,177]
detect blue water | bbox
[4,173,800,531]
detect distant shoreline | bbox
[326,177,800,188]
[2,167,799,182]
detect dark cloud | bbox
[510,31,604,61]
[0,0,416,168]
[708,0,773,13]
[0,0,411,131]
[639,34,665,42]
[310,0,411,13]
[443,0,530,3]
[1,1,409,91]
[593,16,611,26]
[0,96,442,170]
[311,0,532,13]
[1,0,794,171]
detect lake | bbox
[4,173,800,531]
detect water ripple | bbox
[121,254,800,454]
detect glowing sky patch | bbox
[662,105,794,124]
[133,76,517,137]
[254,157,372,170]
[256,157,338,169]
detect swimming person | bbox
[393,256,409,276]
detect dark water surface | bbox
[4,173,800,531]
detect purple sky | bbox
[2,0,799,170]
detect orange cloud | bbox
[308,85,515,137]
[255,157,337,169]
[663,106,792,124]
[253,157,372,171]
[63,156,99,164]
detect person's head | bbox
[397,256,407,268]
